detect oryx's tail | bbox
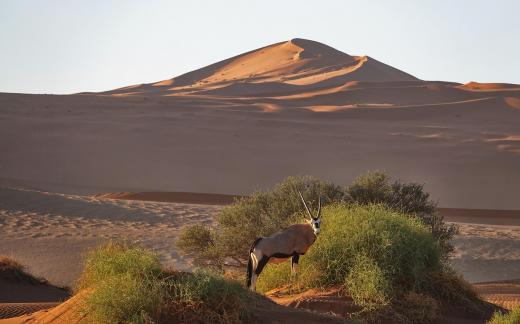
[246,237,262,288]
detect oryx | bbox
[246,191,322,291]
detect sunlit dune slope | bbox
[100,38,519,112]
[104,38,418,97]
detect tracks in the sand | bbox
[0,302,58,319]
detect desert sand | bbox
[1,189,520,322]
[0,187,222,287]
[0,188,520,323]
[0,188,519,286]
[0,39,519,210]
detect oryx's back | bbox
[255,223,316,256]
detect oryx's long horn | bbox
[298,190,313,219]
[316,196,322,219]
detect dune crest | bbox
[104,38,418,96]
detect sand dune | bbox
[0,38,519,210]
[104,38,417,97]
[0,289,343,324]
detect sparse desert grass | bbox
[77,241,252,324]
[422,268,490,315]
[488,306,520,324]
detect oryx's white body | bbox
[246,192,322,291]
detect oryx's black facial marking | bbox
[310,217,321,235]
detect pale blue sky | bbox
[1,0,519,94]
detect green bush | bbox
[345,255,391,310]
[347,170,457,257]
[179,172,457,270]
[177,224,223,268]
[77,241,162,291]
[488,306,520,324]
[256,204,483,322]
[77,241,252,324]
[167,271,250,323]
[257,204,441,295]
[174,173,485,322]
[84,273,165,323]
[78,242,166,323]
[347,171,392,205]
[179,176,346,267]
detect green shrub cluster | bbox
[256,205,441,293]
[178,175,345,267]
[77,242,251,323]
[167,271,250,323]
[77,242,165,323]
[255,204,482,323]
[179,172,457,269]
[177,172,474,322]
[347,171,457,257]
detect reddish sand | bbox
[1,281,516,323]
[0,38,519,210]
[266,286,502,324]
[0,289,343,324]
[474,280,520,310]
[94,191,242,205]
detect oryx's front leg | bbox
[291,253,300,275]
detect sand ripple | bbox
[0,187,222,286]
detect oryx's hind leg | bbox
[291,253,300,275]
[251,252,269,292]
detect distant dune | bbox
[0,38,519,209]
[459,82,520,91]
